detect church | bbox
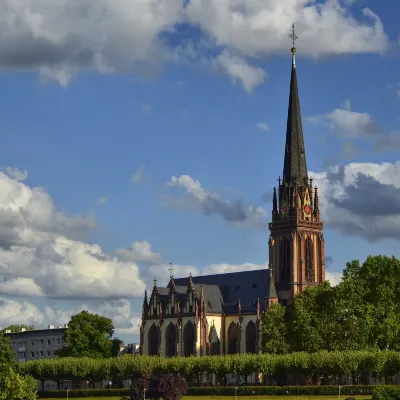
[140,32,325,357]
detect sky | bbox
[0,0,399,345]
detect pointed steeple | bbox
[283,25,308,187]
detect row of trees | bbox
[262,256,400,353]
[18,351,400,386]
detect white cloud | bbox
[3,167,28,182]
[307,106,380,139]
[214,50,266,92]
[185,0,388,58]
[0,170,146,299]
[44,299,142,335]
[165,174,267,228]
[115,241,163,265]
[132,165,148,183]
[312,160,400,241]
[95,196,108,205]
[140,104,152,114]
[325,271,342,286]
[257,122,269,132]
[0,0,389,91]
[0,298,44,328]
[202,262,266,275]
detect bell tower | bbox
[268,25,325,303]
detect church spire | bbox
[282,24,308,187]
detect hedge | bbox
[38,389,129,398]
[372,386,400,400]
[19,351,400,385]
[37,385,377,398]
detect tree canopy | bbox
[262,255,400,353]
[57,310,120,358]
[2,325,35,333]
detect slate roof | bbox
[161,269,274,314]
[282,51,308,186]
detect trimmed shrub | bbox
[159,375,188,400]
[372,385,400,400]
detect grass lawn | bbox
[40,396,373,400]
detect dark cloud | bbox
[328,173,400,217]
[201,196,247,221]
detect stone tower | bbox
[268,38,325,304]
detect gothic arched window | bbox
[245,321,257,354]
[209,326,220,355]
[148,324,159,356]
[165,323,176,357]
[183,321,195,356]
[228,322,239,354]
[305,236,314,282]
[280,236,290,282]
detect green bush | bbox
[372,385,400,400]
[38,385,377,398]
[187,385,374,396]
[38,388,129,398]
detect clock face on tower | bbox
[304,204,311,215]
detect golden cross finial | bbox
[289,23,298,48]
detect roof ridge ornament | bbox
[289,23,298,67]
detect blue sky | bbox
[0,0,399,344]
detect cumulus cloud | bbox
[0,170,146,299]
[307,106,380,139]
[214,50,266,92]
[307,102,400,152]
[3,167,28,182]
[132,165,148,184]
[257,122,269,132]
[95,196,108,205]
[0,0,389,89]
[325,271,342,286]
[165,174,268,228]
[185,0,388,58]
[115,241,163,265]
[312,161,400,241]
[0,298,44,328]
[44,299,142,335]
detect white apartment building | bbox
[4,325,67,363]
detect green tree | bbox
[2,325,35,333]
[340,256,400,351]
[0,332,17,371]
[261,303,290,354]
[0,367,38,400]
[57,310,116,358]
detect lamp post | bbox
[144,388,147,400]
[109,381,112,389]
[339,385,341,397]
[66,389,69,400]
[235,386,238,400]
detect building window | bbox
[48,340,51,345]
[57,339,60,344]
[165,323,176,357]
[183,321,195,357]
[40,340,44,345]
[47,351,51,356]
[280,236,290,282]
[209,326,220,356]
[31,342,35,346]
[245,321,257,354]
[40,351,43,357]
[305,237,314,282]
[18,352,26,360]
[228,322,239,354]
[148,324,159,356]
[31,352,35,358]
